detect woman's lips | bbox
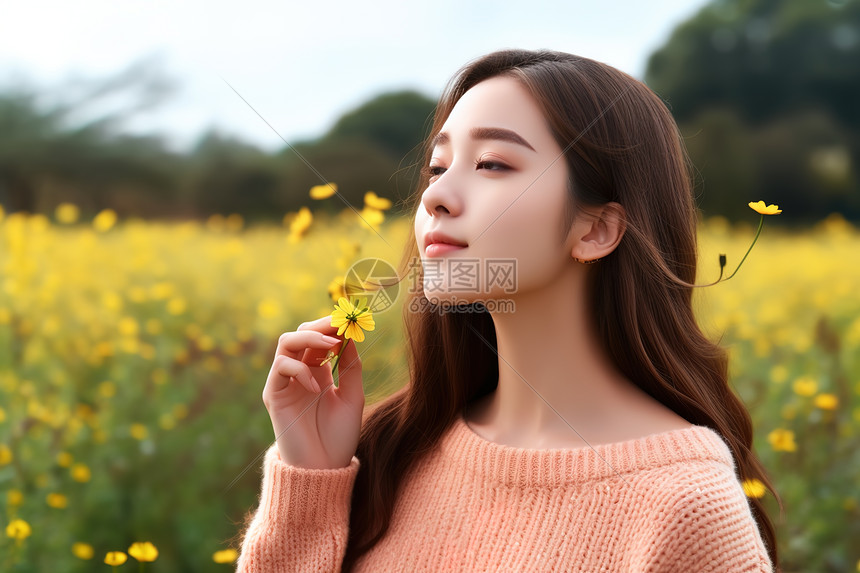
[425,243,467,257]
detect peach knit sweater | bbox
[236,414,774,572]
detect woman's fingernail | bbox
[322,335,340,344]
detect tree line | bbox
[1,0,858,224]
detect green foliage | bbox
[646,0,860,128]
[324,90,436,161]
[647,0,860,222]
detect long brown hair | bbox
[339,48,782,570]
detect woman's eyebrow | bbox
[431,127,536,152]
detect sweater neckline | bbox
[443,411,735,488]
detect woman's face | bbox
[414,75,574,304]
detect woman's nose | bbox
[421,171,463,218]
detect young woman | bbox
[236,49,779,572]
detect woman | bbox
[236,49,779,572]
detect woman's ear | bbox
[570,202,626,261]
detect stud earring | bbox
[573,257,601,264]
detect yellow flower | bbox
[128,541,159,562]
[257,298,281,319]
[104,551,127,566]
[813,393,838,410]
[130,423,148,440]
[213,548,239,563]
[707,201,783,285]
[93,208,118,232]
[71,463,92,483]
[741,478,767,499]
[57,451,73,467]
[309,183,338,199]
[55,202,80,224]
[792,376,818,397]
[7,489,23,506]
[167,297,187,315]
[357,206,384,231]
[47,492,68,508]
[748,201,782,215]
[119,316,139,336]
[288,207,313,237]
[330,297,375,343]
[6,518,31,541]
[0,444,12,465]
[767,428,797,452]
[364,191,392,210]
[72,542,94,560]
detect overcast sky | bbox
[1,0,709,154]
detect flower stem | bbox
[723,214,764,281]
[329,339,351,387]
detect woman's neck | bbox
[467,263,687,449]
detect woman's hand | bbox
[262,316,365,469]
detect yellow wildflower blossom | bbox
[742,478,767,498]
[128,541,159,562]
[748,201,782,215]
[330,297,375,343]
[6,519,31,541]
[104,551,127,566]
[358,206,384,232]
[0,444,12,465]
[7,489,23,506]
[46,492,68,509]
[813,393,838,410]
[309,183,338,199]
[72,542,94,559]
[767,428,797,452]
[55,202,80,224]
[213,548,239,563]
[792,376,818,397]
[130,424,148,440]
[93,209,117,232]
[71,463,92,483]
[364,191,392,210]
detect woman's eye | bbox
[422,159,509,182]
[475,160,508,172]
[421,165,445,182]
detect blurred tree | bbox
[646,0,860,222]
[646,0,860,128]
[183,129,282,223]
[0,56,182,217]
[273,90,437,216]
[274,135,401,216]
[323,90,436,161]
[0,65,439,222]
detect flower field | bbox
[0,202,858,571]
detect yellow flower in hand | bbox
[320,296,376,375]
[330,297,375,343]
[748,201,782,215]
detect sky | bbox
[0,0,710,154]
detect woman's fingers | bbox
[275,328,341,361]
[273,355,321,393]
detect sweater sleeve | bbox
[644,467,774,573]
[235,444,360,573]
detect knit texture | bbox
[236,413,774,572]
